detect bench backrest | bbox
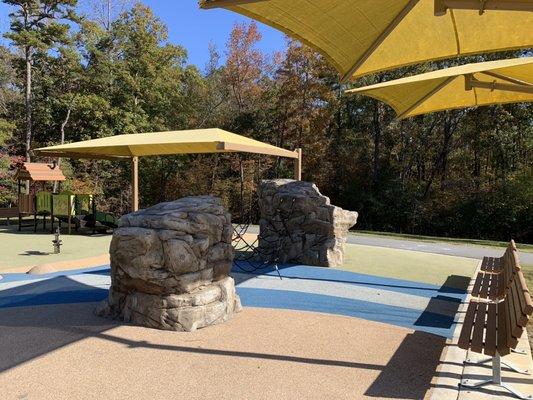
[0,207,19,218]
[497,240,521,298]
[498,268,532,355]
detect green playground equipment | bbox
[34,191,53,230]
[36,191,53,214]
[50,192,119,234]
[14,163,119,234]
[75,194,93,215]
[50,191,76,234]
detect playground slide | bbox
[93,211,119,229]
[55,212,119,232]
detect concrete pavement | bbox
[348,234,533,265]
[244,225,532,264]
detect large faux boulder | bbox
[258,180,358,267]
[96,196,241,332]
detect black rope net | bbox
[231,158,330,279]
[231,156,288,278]
[232,202,292,279]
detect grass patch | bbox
[353,230,533,252]
[341,244,478,288]
[0,225,112,272]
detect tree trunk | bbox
[24,46,32,163]
[372,101,382,187]
[423,114,458,198]
[107,0,112,31]
[53,107,72,192]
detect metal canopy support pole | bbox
[435,0,533,16]
[17,179,22,231]
[465,74,533,94]
[131,156,139,212]
[293,148,302,181]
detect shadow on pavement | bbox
[0,301,117,373]
[365,331,446,399]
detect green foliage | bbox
[3,0,77,51]
[0,118,16,205]
[0,119,15,147]
[0,5,531,242]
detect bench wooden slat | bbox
[511,276,529,328]
[484,303,497,356]
[507,282,523,339]
[517,271,533,315]
[511,248,521,271]
[480,273,491,299]
[480,256,490,271]
[482,256,502,273]
[471,302,487,353]
[458,302,477,350]
[480,256,499,273]
[492,257,499,272]
[492,272,504,299]
[497,301,513,356]
[471,273,484,298]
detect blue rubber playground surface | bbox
[0,262,469,338]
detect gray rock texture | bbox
[258,180,358,267]
[96,196,241,331]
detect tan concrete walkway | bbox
[0,305,444,400]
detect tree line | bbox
[0,1,531,242]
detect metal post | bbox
[52,227,62,254]
[18,179,21,231]
[293,148,302,181]
[435,0,533,16]
[131,156,139,212]
[67,195,72,235]
[493,352,502,385]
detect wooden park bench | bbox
[458,241,533,399]
[480,240,517,272]
[0,206,19,226]
[471,240,519,301]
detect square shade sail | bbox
[200,0,533,82]
[34,129,302,212]
[34,128,299,160]
[346,57,533,119]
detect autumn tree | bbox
[0,4,530,241]
[223,22,265,117]
[269,40,338,183]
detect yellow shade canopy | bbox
[346,57,533,119]
[200,0,533,82]
[34,128,299,160]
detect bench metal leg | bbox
[465,356,530,375]
[461,353,533,399]
[512,348,529,355]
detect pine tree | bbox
[3,0,78,161]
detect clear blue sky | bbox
[0,0,287,72]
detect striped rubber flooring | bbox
[0,263,468,338]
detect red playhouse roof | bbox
[15,163,66,182]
